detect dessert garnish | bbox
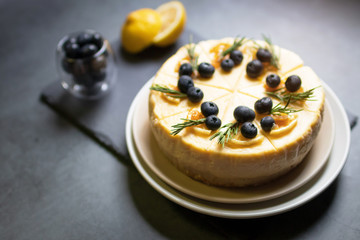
[255,97,273,114]
[150,84,187,98]
[285,75,301,92]
[171,118,207,135]
[210,106,257,146]
[241,122,258,139]
[186,87,204,103]
[270,97,302,115]
[179,63,193,76]
[261,35,280,69]
[219,37,246,71]
[150,73,204,103]
[246,59,263,78]
[266,86,320,103]
[266,74,281,88]
[221,37,246,57]
[186,35,199,71]
[229,50,244,65]
[205,115,222,130]
[178,75,194,93]
[198,62,215,78]
[170,102,221,135]
[234,106,256,123]
[201,101,219,117]
[221,59,235,72]
[260,116,275,132]
[209,122,239,147]
[256,48,272,63]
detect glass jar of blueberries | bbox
[56,30,116,99]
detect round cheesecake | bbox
[149,38,325,187]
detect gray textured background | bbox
[1,0,360,239]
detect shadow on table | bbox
[118,44,178,63]
[127,166,340,239]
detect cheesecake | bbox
[149,37,325,187]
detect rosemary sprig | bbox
[262,34,280,69]
[150,84,187,98]
[270,97,302,115]
[209,122,239,147]
[171,118,206,135]
[187,35,199,71]
[266,86,320,103]
[221,36,246,57]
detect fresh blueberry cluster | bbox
[220,49,243,72]
[233,106,258,138]
[265,73,302,92]
[246,47,273,78]
[61,32,107,88]
[177,75,203,103]
[201,101,221,130]
[179,62,215,79]
[63,32,103,58]
[254,97,275,132]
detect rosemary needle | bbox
[209,122,239,147]
[187,35,199,71]
[266,86,320,103]
[221,37,246,57]
[171,118,206,135]
[150,84,187,98]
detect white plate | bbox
[126,80,350,218]
[132,80,334,204]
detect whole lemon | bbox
[121,8,162,53]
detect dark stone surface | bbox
[1,0,360,239]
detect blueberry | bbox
[186,87,204,103]
[256,48,272,62]
[230,50,243,65]
[92,33,103,48]
[233,106,255,123]
[246,59,263,78]
[266,74,281,88]
[80,44,99,58]
[221,59,234,72]
[260,116,275,132]
[70,61,88,77]
[285,75,302,92]
[91,70,107,82]
[77,32,93,46]
[254,97,273,114]
[64,43,80,58]
[63,37,77,50]
[73,73,96,88]
[241,122,258,138]
[90,55,107,72]
[198,62,215,78]
[178,75,194,93]
[201,101,219,117]
[205,115,222,130]
[179,63,193,76]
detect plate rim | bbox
[125,80,350,219]
[131,80,335,204]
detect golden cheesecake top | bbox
[149,37,324,155]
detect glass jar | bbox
[56,30,116,100]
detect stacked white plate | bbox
[126,79,350,219]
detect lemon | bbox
[153,1,186,47]
[121,8,162,53]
